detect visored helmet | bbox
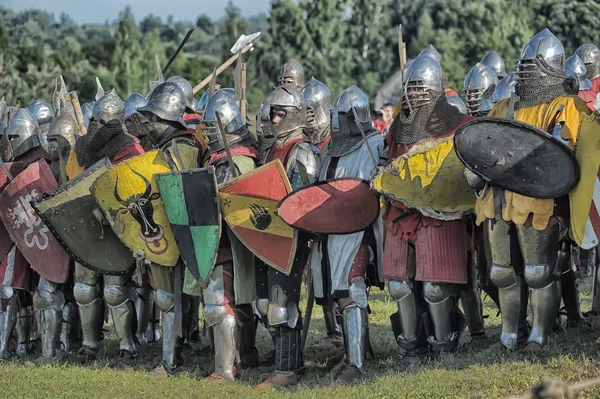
[302,77,331,130]
[47,112,79,161]
[402,54,444,110]
[331,85,370,132]
[201,89,248,152]
[278,58,306,88]
[515,28,565,82]
[566,54,593,91]
[263,83,306,137]
[462,63,498,116]
[6,108,41,159]
[480,50,507,79]
[575,43,600,80]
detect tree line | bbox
[1,0,599,113]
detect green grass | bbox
[2,279,600,398]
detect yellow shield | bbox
[570,114,600,248]
[90,150,180,266]
[372,135,476,218]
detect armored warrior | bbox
[310,85,385,381]
[575,44,600,110]
[278,59,306,88]
[255,83,320,388]
[198,89,260,381]
[27,100,55,147]
[0,108,48,360]
[480,50,508,80]
[29,111,80,364]
[67,88,144,364]
[474,29,590,351]
[137,81,206,375]
[462,63,498,117]
[381,54,472,362]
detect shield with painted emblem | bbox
[0,160,70,283]
[219,160,297,275]
[31,158,136,275]
[454,117,580,199]
[0,162,24,260]
[277,178,379,234]
[90,150,180,266]
[372,134,476,220]
[155,167,221,283]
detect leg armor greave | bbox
[518,225,560,347]
[0,287,17,359]
[15,307,31,356]
[33,278,65,359]
[558,243,583,323]
[134,286,154,344]
[270,325,303,372]
[323,302,342,339]
[204,305,237,381]
[235,304,258,368]
[154,289,181,369]
[461,256,485,337]
[73,265,103,353]
[60,301,76,353]
[423,282,465,353]
[103,280,137,356]
[339,277,369,374]
[388,279,427,352]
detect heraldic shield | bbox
[0,160,70,283]
[0,162,24,261]
[31,158,136,275]
[90,150,180,266]
[454,117,580,199]
[277,178,379,235]
[372,134,475,220]
[219,160,297,275]
[155,167,221,283]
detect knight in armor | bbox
[310,85,385,381]
[480,50,508,80]
[473,29,590,351]
[278,59,306,88]
[27,100,55,147]
[462,63,498,117]
[301,77,342,347]
[66,88,145,365]
[124,93,152,152]
[0,108,50,360]
[381,54,472,362]
[575,44,600,110]
[137,81,206,375]
[255,83,320,388]
[197,89,260,382]
[29,111,81,365]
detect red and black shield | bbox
[0,160,70,283]
[0,162,24,260]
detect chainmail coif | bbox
[75,119,135,168]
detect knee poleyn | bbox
[153,289,175,313]
[267,302,300,329]
[73,283,102,307]
[103,284,135,308]
[524,264,556,290]
[489,265,518,289]
[422,282,458,304]
[387,280,413,301]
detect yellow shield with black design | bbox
[372,135,476,219]
[90,150,180,266]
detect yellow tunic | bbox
[65,151,86,180]
[474,95,591,230]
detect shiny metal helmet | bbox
[480,50,507,79]
[202,89,249,152]
[331,85,371,132]
[402,54,444,109]
[46,112,79,161]
[256,100,271,136]
[278,58,306,88]
[27,99,54,126]
[462,63,499,116]
[92,89,125,123]
[446,95,467,114]
[515,28,565,81]
[124,93,148,118]
[492,71,517,103]
[263,83,306,137]
[167,76,195,114]
[81,101,95,128]
[302,77,331,131]
[418,45,441,63]
[575,44,600,80]
[6,108,41,159]
[565,54,593,91]
[136,82,187,130]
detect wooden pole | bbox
[192,44,251,95]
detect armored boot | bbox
[15,307,31,357]
[204,312,237,382]
[152,290,182,374]
[388,280,429,364]
[104,281,137,365]
[423,283,465,353]
[338,305,368,383]
[0,304,17,359]
[32,279,64,362]
[235,304,259,369]
[73,282,103,362]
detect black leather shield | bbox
[454,117,580,199]
[31,158,135,275]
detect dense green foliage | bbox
[0,0,598,111]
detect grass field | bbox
[1,278,600,398]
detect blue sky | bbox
[2,0,271,24]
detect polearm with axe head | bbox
[193,32,261,95]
